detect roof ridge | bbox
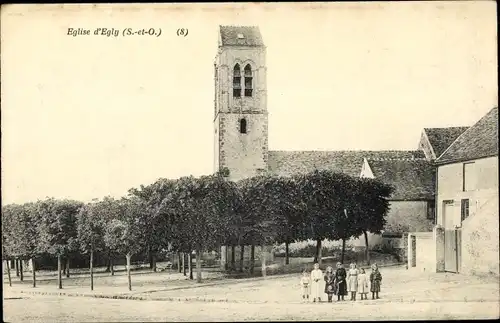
[424,126,469,131]
[367,157,428,161]
[268,149,421,153]
[436,107,497,162]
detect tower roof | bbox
[219,26,264,47]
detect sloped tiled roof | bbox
[436,107,499,165]
[219,26,264,47]
[424,126,469,158]
[268,150,425,178]
[367,159,435,200]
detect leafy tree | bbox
[103,197,144,291]
[296,170,355,264]
[350,178,394,264]
[82,197,124,275]
[238,174,296,275]
[35,198,83,289]
[158,173,239,282]
[129,178,176,272]
[77,201,111,290]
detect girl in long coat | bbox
[323,266,335,303]
[334,262,347,301]
[310,263,323,302]
[347,263,359,301]
[370,263,382,299]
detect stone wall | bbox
[384,200,434,233]
[461,196,499,276]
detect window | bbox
[427,201,435,222]
[233,64,241,98]
[463,162,475,191]
[240,118,247,134]
[244,64,253,97]
[461,199,470,222]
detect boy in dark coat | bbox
[334,262,347,301]
[370,263,382,299]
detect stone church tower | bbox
[213,26,268,181]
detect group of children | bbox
[300,262,382,303]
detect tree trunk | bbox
[65,258,70,278]
[220,245,227,270]
[341,238,346,264]
[261,244,267,278]
[363,231,370,265]
[239,245,244,272]
[126,253,132,291]
[148,246,153,269]
[285,241,290,265]
[104,251,111,272]
[19,259,24,281]
[195,248,202,283]
[110,257,114,276]
[230,245,236,270]
[188,252,193,280]
[5,259,12,287]
[57,255,62,289]
[90,250,94,291]
[182,253,187,276]
[177,252,182,272]
[15,259,19,277]
[152,253,157,272]
[315,239,322,265]
[31,258,36,288]
[250,244,255,274]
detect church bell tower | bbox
[213,26,269,181]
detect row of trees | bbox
[2,168,393,289]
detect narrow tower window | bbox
[240,118,247,134]
[244,64,253,97]
[233,64,241,98]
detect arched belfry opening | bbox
[240,118,247,134]
[244,64,253,97]
[233,64,241,97]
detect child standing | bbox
[357,268,369,300]
[334,262,347,301]
[370,263,382,299]
[310,263,323,303]
[347,263,359,301]
[300,270,311,302]
[324,266,335,303]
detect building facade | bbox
[434,107,499,276]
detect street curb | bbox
[18,290,245,303]
[17,290,498,305]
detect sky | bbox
[1,2,497,205]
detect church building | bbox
[213,26,470,264]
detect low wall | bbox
[407,231,436,273]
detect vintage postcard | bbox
[1,2,498,321]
